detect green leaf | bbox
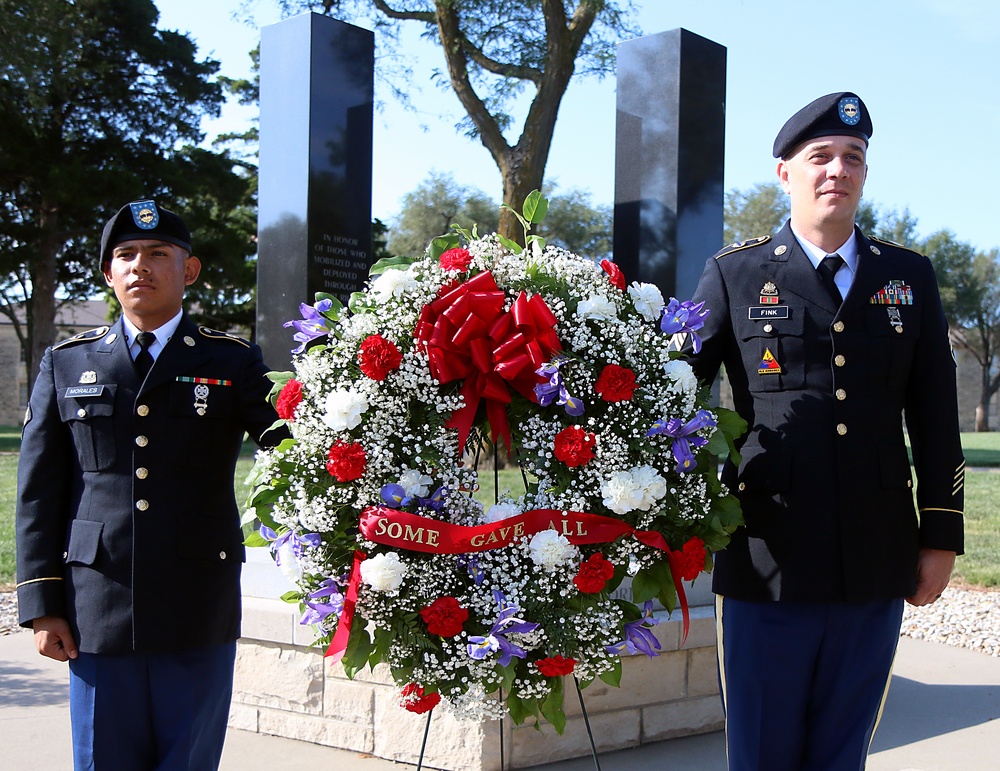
[496,233,523,254]
[429,234,461,260]
[279,590,300,604]
[598,659,623,688]
[348,292,368,314]
[342,622,374,680]
[539,677,567,734]
[631,568,659,603]
[369,255,417,275]
[243,529,269,548]
[522,190,548,224]
[500,202,530,232]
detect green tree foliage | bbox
[388,172,499,257]
[924,231,1000,431]
[262,0,640,242]
[723,182,789,245]
[0,0,256,386]
[388,173,611,260]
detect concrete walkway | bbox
[2,630,999,770]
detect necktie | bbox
[134,332,156,378]
[817,254,845,306]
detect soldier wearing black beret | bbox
[16,200,287,769]
[690,93,964,769]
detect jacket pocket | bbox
[65,519,104,566]
[57,385,117,471]
[735,306,805,392]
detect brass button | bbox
[63,551,68,559]
[136,467,148,480]
[895,327,903,334]
[77,408,87,418]
[763,323,773,333]
[833,321,845,333]
[136,499,149,511]
[219,551,227,560]
[738,482,746,492]
[137,405,149,417]
[836,389,847,401]
[836,423,848,436]
[135,435,148,447]
[834,355,846,367]
[906,480,913,488]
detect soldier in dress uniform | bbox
[16,200,287,769]
[690,93,965,770]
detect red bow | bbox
[414,271,561,453]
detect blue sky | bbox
[156,0,1000,252]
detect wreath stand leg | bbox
[498,691,506,771]
[416,709,434,771]
[574,676,603,771]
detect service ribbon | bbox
[326,508,692,660]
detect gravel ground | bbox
[2,586,997,654]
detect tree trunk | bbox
[28,200,60,395]
[976,371,992,431]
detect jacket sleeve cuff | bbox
[918,507,964,555]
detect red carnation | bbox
[326,440,366,482]
[600,259,626,291]
[553,425,596,467]
[595,364,637,402]
[535,655,577,677]
[573,553,615,593]
[358,334,403,381]
[677,537,707,582]
[439,247,473,272]
[399,683,441,714]
[419,596,469,637]
[275,378,304,421]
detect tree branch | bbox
[371,0,434,23]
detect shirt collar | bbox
[790,226,859,275]
[121,310,183,353]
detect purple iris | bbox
[283,299,334,354]
[299,577,345,628]
[467,590,540,666]
[380,484,446,511]
[606,601,661,658]
[259,525,322,569]
[457,554,485,586]
[534,359,585,416]
[659,299,710,353]
[647,409,717,473]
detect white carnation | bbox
[664,359,698,394]
[528,529,578,569]
[575,295,617,321]
[321,388,369,432]
[627,281,665,322]
[630,464,667,510]
[600,465,666,515]
[274,540,302,583]
[371,267,418,300]
[398,468,433,498]
[360,552,407,592]
[484,500,521,524]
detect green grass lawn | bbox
[3,435,999,589]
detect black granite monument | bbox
[256,12,374,370]
[613,29,726,302]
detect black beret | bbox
[100,200,192,268]
[773,92,872,159]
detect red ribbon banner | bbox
[413,271,561,453]
[326,507,692,659]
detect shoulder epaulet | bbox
[715,235,771,259]
[52,326,111,350]
[868,235,923,256]
[199,326,251,348]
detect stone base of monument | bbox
[231,549,724,770]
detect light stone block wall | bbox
[233,554,724,771]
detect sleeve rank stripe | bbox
[15,576,65,588]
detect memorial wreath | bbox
[245,193,745,731]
